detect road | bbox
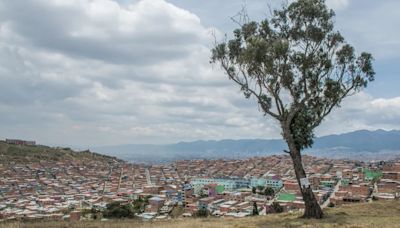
[321,178,342,208]
[145,168,152,185]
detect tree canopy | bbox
[211,0,375,151]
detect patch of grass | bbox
[2,201,400,228]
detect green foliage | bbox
[272,202,284,213]
[196,208,208,217]
[211,0,375,151]
[264,187,275,196]
[0,142,121,164]
[132,197,150,213]
[103,202,135,219]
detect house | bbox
[198,197,215,210]
[283,180,300,192]
[5,139,35,146]
[148,196,165,212]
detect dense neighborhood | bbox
[1,140,399,222]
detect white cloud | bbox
[326,0,349,10]
[317,93,400,136]
[0,0,281,145]
[0,0,398,147]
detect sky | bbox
[0,0,399,147]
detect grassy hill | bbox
[0,141,122,164]
[2,201,400,228]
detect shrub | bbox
[252,202,259,216]
[264,187,275,196]
[103,202,135,219]
[272,202,284,213]
[196,208,208,217]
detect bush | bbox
[264,187,275,196]
[257,185,265,192]
[103,202,135,219]
[196,208,208,217]
[272,202,284,213]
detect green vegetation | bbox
[263,187,274,196]
[256,185,264,192]
[132,196,151,213]
[92,197,151,219]
[5,200,399,228]
[272,202,284,213]
[103,202,135,219]
[0,141,121,164]
[195,208,208,217]
[253,186,275,196]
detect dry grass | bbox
[2,201,400,228]
[0,142,121,164]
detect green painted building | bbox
[320,180,335,188]
[364,169,382,182]
[277,193,296,202]
[216,185,225,194]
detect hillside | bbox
[0,141,122,164]
[2,201,400,228]
[92,129,400,163]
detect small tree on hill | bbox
[211,0,374,219]
[252,201,259,215]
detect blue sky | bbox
[0,0,399,146]
[368,58,400,98]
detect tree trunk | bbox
[283,128,324,219]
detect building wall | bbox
[5,139,36,146]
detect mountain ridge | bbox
[92,129,400,163]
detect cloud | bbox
[326,0,349,10]
[0,0,281,146]
[317,93,400,136]
[0,0,398,147]
[0,0,211,64]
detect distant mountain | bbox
[92,129,400,163]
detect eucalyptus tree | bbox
[211,0,374,218]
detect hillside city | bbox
[1,139,399,222]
